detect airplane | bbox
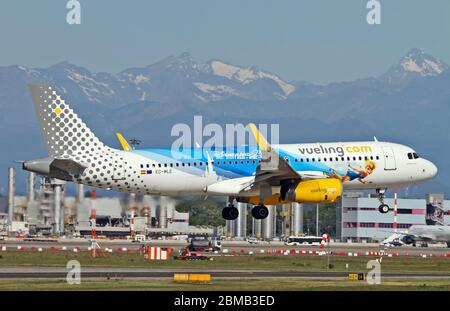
[22,84,438,221]
[381,225,450,248]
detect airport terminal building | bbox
[337,194,450,242]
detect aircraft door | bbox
[382,146,396,170]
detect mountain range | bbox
[0,48,449,198]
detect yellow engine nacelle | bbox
[239,178,342,205]
[286,178,342,204]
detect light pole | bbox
[316,203,319,236]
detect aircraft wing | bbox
[248,123,300,186]
[206,124,333,196]
[414,234,436,241]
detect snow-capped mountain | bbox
[1,48,450,197]
[118,53,296,103]
[381,48,449,84]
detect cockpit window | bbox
[408,152,419,160]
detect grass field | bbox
[0,278,448,291]
[0,250,450,273]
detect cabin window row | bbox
[139,159,261,169]
[291,155,380,163]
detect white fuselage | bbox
[84,141,437,197]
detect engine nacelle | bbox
[401,235,415,245]
[238,178,342,205]
[285,178,342,204]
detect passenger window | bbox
[370,156,373,160]
[301,159,304,162]
[312,158,315,162]
[158,164,161,168]
[353,157,356,161]
[170,163,173,167]
[306,158,309,162]
[359,157,362,161]
[193,162,197,166]
[376,156,379,160]
[140,164,144,169]
[176,163,179,167]
[295,159,298,162]
[164,163,168,167]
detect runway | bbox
[1,238,449,256]
[0,267,449,280]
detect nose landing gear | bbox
[377,188,390,213]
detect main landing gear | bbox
[251,205,269,220]
[221,202,270,220]
[377,188,390,213]
[222,205,239,220]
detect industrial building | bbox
[2,168,213,237]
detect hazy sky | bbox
[1,0,450,84]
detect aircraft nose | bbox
[423,160,438,179]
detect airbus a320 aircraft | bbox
[382,225,450,248]
[23,85,438,220]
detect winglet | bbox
[116,133,132,151]
[248,123,271,151]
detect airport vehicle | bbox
[133,234,146,243]
[9,221,29,236]
[247,237,260,244]
[285,236,323,246]
[23,85,438,221]
[188,238,221,252]
[176,249,211,261]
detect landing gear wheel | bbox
[252,205,269,220]
[222,206,239,220]
[376,188,388,214]
[378,204,390,213]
